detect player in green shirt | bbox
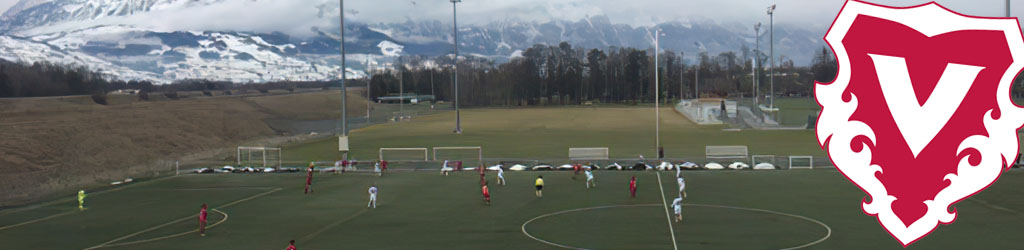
[77,190,87,210]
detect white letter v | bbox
[869,54,982,158]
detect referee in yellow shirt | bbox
[535,175,544,197]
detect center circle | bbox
[521,204,830,250]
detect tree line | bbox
[370,42,833,107]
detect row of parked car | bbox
[486,161,777,171]
[192,161,779,174]
[192,166,302,174]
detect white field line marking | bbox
[656,172,679,250]
[101,209,229,248]
[301,209,369,242]
[521,204,661,250]
[521,203,832,250]
[0,210,77,231]
[84,188,281,250]
[0,175,183,216]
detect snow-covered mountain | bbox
[0,0,826,83]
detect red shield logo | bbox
[817,0,1024,246]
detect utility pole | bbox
[451,0,462,134]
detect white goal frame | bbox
[569,147,610,160]
[751,155,776,166]
[789,156,814,169]
[432,146,483,164]
[379,148,429,162]
[237,146,282,168]
[706,145,749,159]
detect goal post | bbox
[237,146,282,168]
[706,145,749,162]
[433,146,483,167]
[751,155,777,166]
[379,148,429,162]
[789,156,814,169]
[569,147,610,160]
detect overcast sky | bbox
[0,0,1019,33]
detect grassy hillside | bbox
[0,89,368,206]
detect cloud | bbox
[16,0,1020,37]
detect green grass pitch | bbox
[3,169,1024,249]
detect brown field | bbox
[0,89,367,206]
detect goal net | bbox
[789,156,814,169]
[379,148,429,162]
[237,146,282,168]
[751,155,777,166]
[706,146,748,162]
[569,147,609,160]
[433,146,483,168]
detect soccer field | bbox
[3,169,1024,249]
[282,105,827,164]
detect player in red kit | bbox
[629,176,637,198]
[381,160,388,174]
[285,240,297,250]
[573,163,581,179]
[305,163,314,194]
[482,181,491,205]
[198,203,208,236]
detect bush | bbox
[138,91,150,101]
[91,93,108,105]
[223,90,232,96]
[258,88,269,94]
[202,90,212,96]
[163,91,179,100]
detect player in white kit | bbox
[672,196,683,222]
[368,185,378,208]
[677,176,687,198]
[496,167,506,186]
[585,169,596,189]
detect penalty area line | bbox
[656,172,679,250]
[84,187,281,250]
[0,210,77,231]
[101,209,229,248]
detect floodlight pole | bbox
[339,0,348,137]
[654,29,663,157]
[367,56,371,121]
[451,0,462,134]
[1008,0,1011,17]
[767,4,776,110]
[754,23,761,107]
[399,67,404,112]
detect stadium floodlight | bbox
[767,4,776,110]
[451,0,463,134]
